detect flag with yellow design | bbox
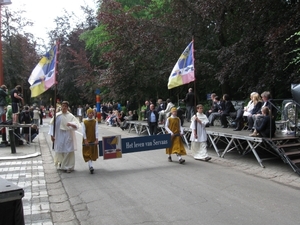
[28,45,57,97]
[168,41,195,89]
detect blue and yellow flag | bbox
[168,41,195,89]
[28,45,57,97]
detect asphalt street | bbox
[1,117,300,224]
[40,120,300,225]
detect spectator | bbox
[147,104,159,135]
[31,124,39,142]
[250,107,276,137]
[77,105,84,123]
[10,85,24,125]
[208,96,224,126]
[158,98,174,124]
[0,85,8,123]
[33,107,40,126]
[20,106,32,144]
[206,93,217,117]
[184,88,195,122]
[220,94,236,128]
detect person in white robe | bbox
[49,101,80,173]
[190,104,212,161]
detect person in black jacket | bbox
[20,106,32,143]
[220,94,236,128]
[147,104,159,135]
[250,107,276,137]
[0,85,8,123]
[184,88,195,122]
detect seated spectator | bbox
[206,93,217,117]
[120,111,134,130]
[233,92,260,131]
[249,107,276,137]
[248,91,276,131]
[20,106,32,143]
[220,94,236,128]
[157,99,165,112]
[31,124,39,142]
[208,96,224,126]
[158,98,174,124]
[132,110,138,121]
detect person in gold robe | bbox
[165,107,186,164]
[82,108,99,174]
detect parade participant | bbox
[82,108,99,174]
[49,101,80,173]
[190,104,212,161]
[165,107,186,164]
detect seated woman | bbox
[248,91,274,131]
[249,107,276,137]
[233,92,261,131]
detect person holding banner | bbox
[49,101,80,173]
[165,107,186,164]
[82,108,99,174]
[190,105,212,161]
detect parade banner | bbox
[102,135,122,160]
[99,134,171,158]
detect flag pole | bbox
[192,37,197,135]
[52,40,60,149]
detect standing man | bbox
[147,104,159,135]
[82,108,99,174]
[0,85,8,123]
[10,85,24,125]
[49,101,80,173]
[184,88,195,122]
[77,105,83,123]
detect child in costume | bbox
[190,104,212,161]
[82,108,99,174]
[165,107,186,164]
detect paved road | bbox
[40,121,300,225]
[1,117,299,224]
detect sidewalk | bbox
[1,118,300,224]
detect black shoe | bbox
[168,156,172,162]
[120,127,124,131]
[179,158,185,164]
[205,157,212,161]
[221,125,228,128]
[89,167,94,174]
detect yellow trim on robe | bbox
[166,117,186,155]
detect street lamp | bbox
[0,0,12,85]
